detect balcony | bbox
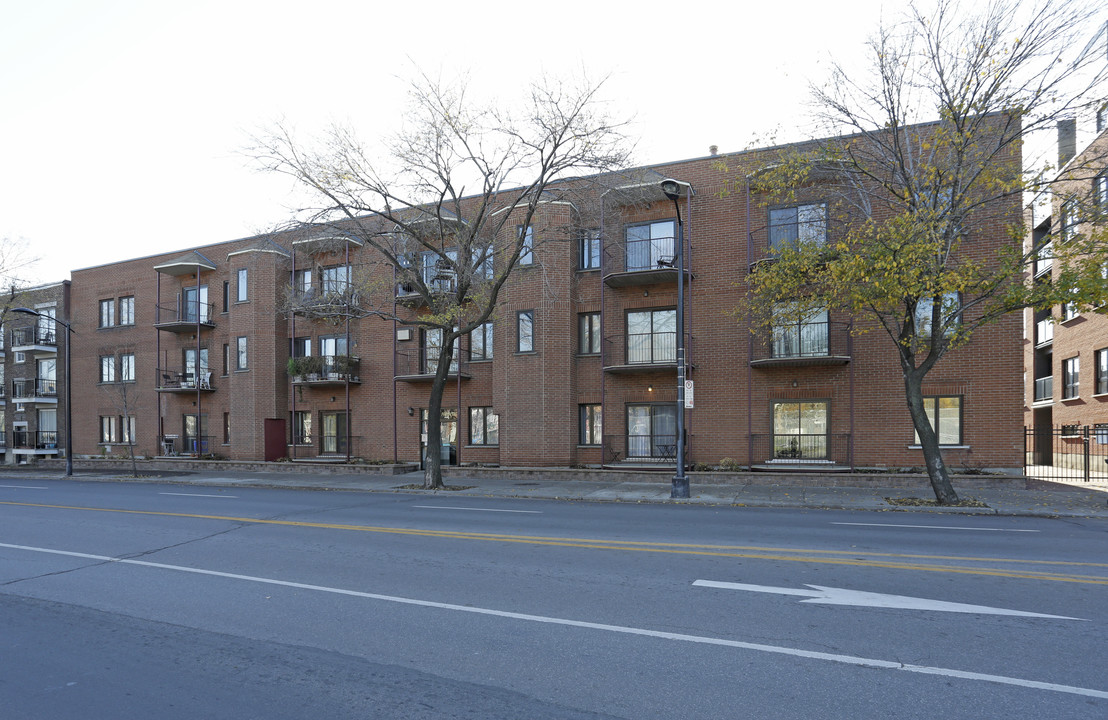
[11,326,57,353]
[394,350,469,382]
[156,367,214,393]
[11,378,57,403]
[13,429,60,453]
[154,302,216,332]
[603,332,686,373]
[750,321,852,368]
[1034,242,1053,278]
[603,236,692,288]
[290,286,361,315]
[289,355,362,386]
[1034,375,1054,403]
[157,434,213,457]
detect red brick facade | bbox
[66,144,1025,472]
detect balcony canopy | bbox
[153,250,217,276]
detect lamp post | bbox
[13,307,72,477]
[660,179,690,499]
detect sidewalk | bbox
[5,466,1108,518]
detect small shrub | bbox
[718,457,742,472]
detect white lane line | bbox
[0,485,48,490]
[832,522,1039,533]
[412,505,541,514]
[159,492,238,499]
[2,541,1104,700]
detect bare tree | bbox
[724,0,1108,503]
[101,379,141,477]
[250,72,631,488]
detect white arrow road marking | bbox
[693,580,1083,620]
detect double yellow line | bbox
[5,500,1108,585]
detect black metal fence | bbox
[1024,425,1108,483]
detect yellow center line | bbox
[4,500,1108,585]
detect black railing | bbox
[602,433,687,465]
[1025,425,1108,483]
[288,355,361,382]
[1034,376,1053,402]
[155,301,215,325]
[624,235,676,272]
[157,367,212,390]
[158,434,213,456]
[603,332,684,367]
[11,326,56,347]
[394,349,463,377]
[751,321,852,363]
[13,430,59,449]
[12,378,56,398]
[750,433,853,466]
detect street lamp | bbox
[660,179,690,499]
[13,307,72,477]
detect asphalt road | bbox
[2,479,1106,719]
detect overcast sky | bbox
[2,0,918,284]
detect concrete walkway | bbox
[4,466,1108,518]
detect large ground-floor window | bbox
[321,411,348,454]
[772,401,828,460]
[627,404,677,459]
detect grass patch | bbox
[884,496,989,508]
[394,483,475,491]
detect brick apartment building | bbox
[1025,109,1108,470]
[1,281,70,464]
[65,139,1025,472]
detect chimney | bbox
[1058,118,1077,168]
[709,145,718,156]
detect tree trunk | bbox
[422,340,455,490]
[903,369,960,504]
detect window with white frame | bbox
[1096,170,1108,211]
[769,203,827,250]
[1063,356,1080,399]
[1096,348,1108,395]
[914,396,963,445]
[121,415,136,445]
[236,336,248,370]
[517,311,534,352]
[99,416,117,444]
[99,355,115,383]
[625,221,675,271]
[469,407,499,445]
[236,268,248,302]
[1060,198,1079,242]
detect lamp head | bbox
[660,179,682,201]
[11,307,37,317]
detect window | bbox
[1063,296,1080,321]
[99,299,115,328]
[1063,356,1080,399]
[625,221,675,271]
[772,304,828,358]
[470,323,493,361]
[99,416,117,444]
[472,245,493,280]
[222,281,230,312]
[914,292,961,338]
[579,404,602,446]
[518,225,533,265]
[579,228,600,270]
[120,353,135,382]
[1060,199,1079,242]
[469,407,499,445]
[320,265,350,295]
[626,309,676,364]
[119,296,135,325]
[121,415,136,445]
[578,312,600,355]
[319,334,348,359]
[773,401,829,459]
[517,310,534,352]
[1096,171,1108,211]
[236,336,248,370]
[236,268,248,302]
[914,396,963,445]
[184,347,209,382]
[292,410,312,445]
[421,328,458,374]
[99,356,115,383]
[291,337,311,358]
[183,285,210,323]
[223,412,230,444]
[627,404,676,459]
[1097,349,1108,395]
[222,343,229,376]
[38,409,57,447]
[293,269,312,295]
[321,411,347,454]
[769,203,827,250]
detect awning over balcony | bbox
[154,250,218,276]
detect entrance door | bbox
[626,404,676,459]
[321,411,347,454]
[419,408,457,468]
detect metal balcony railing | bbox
[394,349,466,379]
[11,326,57,347]
[1034,375,1054,402]
[750,321,852,365]
[156,367,213,391]
[603,332,681,369]
[155,301,215,326]
[750,433,853,466]
[1035,319,1053,346]
[602,433,686,465]
[289,355,361,384]
[13,430,59,450]
[158,434,213,456]
[12,378,57,398]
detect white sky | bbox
[2,0,896,284]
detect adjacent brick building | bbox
[66,138,1025,472]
